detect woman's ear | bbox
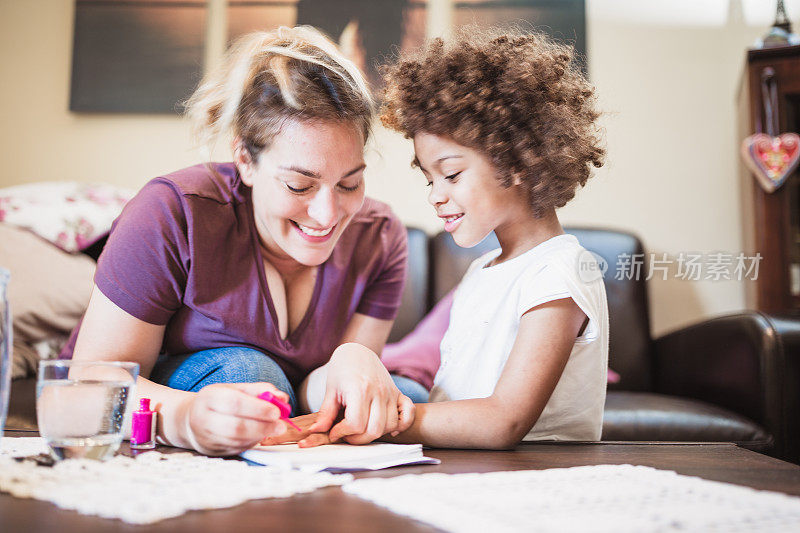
[233,137,255,187]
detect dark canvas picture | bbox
[454,0,586,73]
[70,0,206,113]
[227,0,427,92]
[227,0,297,43]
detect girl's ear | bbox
[233,137,256,187]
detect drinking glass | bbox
[37,360,139,460]
[0,268,11,446]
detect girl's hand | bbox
[307,343,415,445]
[258,413,330,446]
[177,382,289,456]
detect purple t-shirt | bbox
[62,163,408,386]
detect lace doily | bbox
[344,464,800,532]
[0,437,50,457]
[0,437,351,524]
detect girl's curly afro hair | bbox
[381,29,605,217]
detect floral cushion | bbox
[0,182,135,252]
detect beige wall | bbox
[0,0,796,336]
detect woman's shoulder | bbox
[152,162,242,205]
[118,163,244,237]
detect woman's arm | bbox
[384,297,587,449]
[298,312,415,445]
[73,286,287,455]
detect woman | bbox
[65,26,419,456]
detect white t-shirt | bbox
[429,234,609,441]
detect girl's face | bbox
[237,119,366,267]
[414,132,521,248]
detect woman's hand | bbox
[177,382,289,456]
[307,343,415,445]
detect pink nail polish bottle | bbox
[131,398,156,450]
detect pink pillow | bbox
[0,182,134,252]
[383,291,620,390]
[382,291,454,391]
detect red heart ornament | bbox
[741,133,800,193]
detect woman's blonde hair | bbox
[186,26,374,160]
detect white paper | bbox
[241,442,439,472]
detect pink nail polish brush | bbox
[258,391,301,431]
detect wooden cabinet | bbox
[738,45,800,313]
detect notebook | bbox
[240,443,440,472]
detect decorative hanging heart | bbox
[740,132,800,193]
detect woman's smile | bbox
[291,220,336,242]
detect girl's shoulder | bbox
[470,234,583,277]
[516,237,608,331]
[516,236,606,297]
[464,248,503,277]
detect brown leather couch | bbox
[7,227,800,463]
[391,227,800,463]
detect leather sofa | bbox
[7,227,800,463]
[391,227,800,463]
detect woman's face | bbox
[413,132,520,248]
[237,119,366,267]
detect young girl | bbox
[290,29,608,449]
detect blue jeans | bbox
[391,374,429,404]
[149,347,428,417]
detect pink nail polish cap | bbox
[258,391,301,430]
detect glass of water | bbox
[37,360,139,460]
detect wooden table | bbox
[3,430,800,532]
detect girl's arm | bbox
[384,297,587,449]
[298,312,415,444]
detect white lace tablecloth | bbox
[344,464,800,532]
[0,437,351,524]
[0,436,50,457]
